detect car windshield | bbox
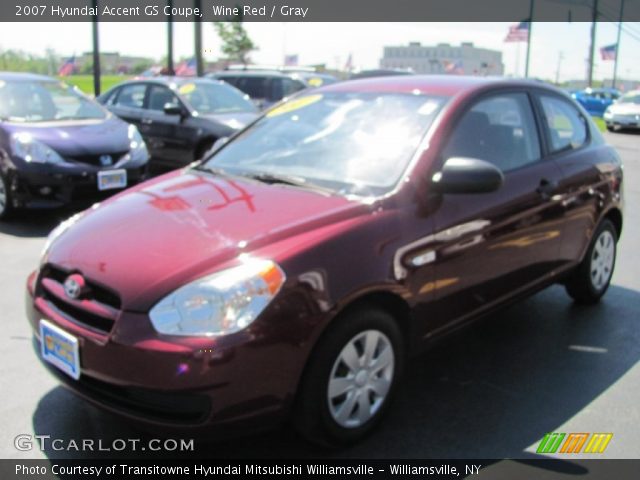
[617,92,640,104]
[201,91,448,196]
[177,81,257,114]
[0,80,106,122]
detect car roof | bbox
[126,76,221,86]
[0,72,57,82]
[211,70,298,79]
[317,75,557,97]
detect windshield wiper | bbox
[242,171,334,195]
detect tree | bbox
[213,20,256,65]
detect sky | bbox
[1,21,639,82]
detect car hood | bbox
[608,103,640,115]
[3,116,130,157]
[44,170,366,311]
[199,111,258,130]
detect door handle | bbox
[141,118,153,125]
[536,178,558,199]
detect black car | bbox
[98,77,258,170]
[209,70,337,110]
[0,72,149,219]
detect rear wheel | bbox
[565,219,617,304]
[0,171,14,220]
[294,307,404,446]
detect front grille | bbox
[67,151,128,167]
[38,265,121,334]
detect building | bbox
[380,42,504,76]
[78,52,152,74]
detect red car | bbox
[27,76,623,446]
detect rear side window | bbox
[442,93,541,173]
[114,84,146,109]
[539,95,588,153]
[236,77,269,99]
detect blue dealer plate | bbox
[40,320,80,380]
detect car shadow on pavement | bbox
[0,209,76,238]
[32,284,640,461]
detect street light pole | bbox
[91,0,101,96]
[612,0,625,89]
[525,0,535,78]
[167,0,174,74]
[587,0,599,87]
[194,0,203,76]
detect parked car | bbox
[349,69,415,80]
[97,77,258,170]
[27,76,623,446]
[571,87,620,117]
[209,70,337,109]
[603,90,640,131]
[0,72,149,220]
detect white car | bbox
[604,90,640,131]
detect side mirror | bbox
[431,157,504,194]
[163,103,185,116]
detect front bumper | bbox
[25,269,322,432]
[5,160,148,209]
[604,113,640,129]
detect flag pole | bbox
[524,0,534,78]
[612,0,624,89]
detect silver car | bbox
[604,90,640,131]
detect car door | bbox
[407,91,567,337]
[106,83,147,129]
[141,84,196,167]
[535,92,612,267]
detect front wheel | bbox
[565,219,617,304]
[293,307,404,446]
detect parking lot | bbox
[0,130,639,461]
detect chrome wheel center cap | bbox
[354,370,368,387]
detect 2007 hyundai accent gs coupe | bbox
[27,76,623,446]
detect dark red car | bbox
[26,76,623,446]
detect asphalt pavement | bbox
[1,131,639,465]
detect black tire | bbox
[0,171,14,221]
[293,306,404,447]
[565,219,617,304]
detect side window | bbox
[237,77,268,99]
[113,84,146,109]
[147,85,179,112]
[282,78,306,97]
[442,93,541,172]
[539,95,588,153]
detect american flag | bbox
[504,22,530,42]
[600,44,617,61]
[284,54,298,66]
[58,56,76,76]
[175,58,196,76]
[444,60,464,75]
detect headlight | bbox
[10,133,66,165]
[603,109,613,119]
[149,258,286,337]
[128,124,149,162]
